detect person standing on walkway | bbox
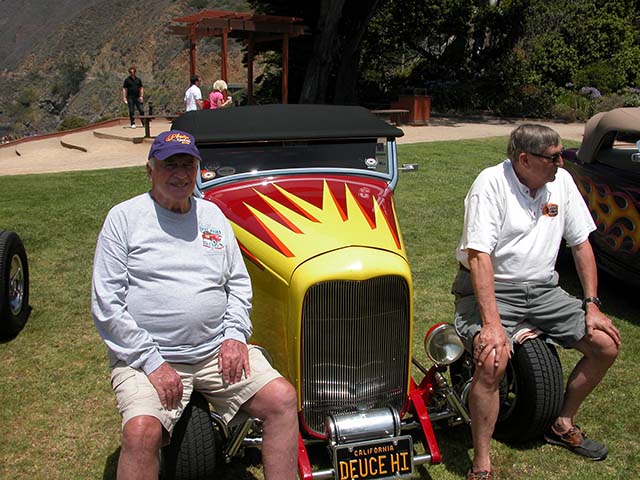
[122,67,144,129]
[184,75,203,112]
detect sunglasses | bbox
[529,148,565,163]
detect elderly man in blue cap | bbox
[91,130,298,480]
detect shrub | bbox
[552,90,593,122]
[188,0,209,8]
[552,103,580,123]
[619,87,640,107]
[497,83,555,118]
[57,115,88,131]
[573,61,626,95]
[593,93,633,113]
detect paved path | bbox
[0,117,586,177]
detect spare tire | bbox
[0,230,31,340]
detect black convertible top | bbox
[172,104,404,143]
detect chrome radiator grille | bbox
[301,276,411,435]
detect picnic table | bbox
[369,109,410,126]
[134,115,180,138]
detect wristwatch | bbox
[582,296,602,309]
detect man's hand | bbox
[571,240,621,346]
[147,362,184,410]
[218,339,250,385]
[474,322,510,367]
[585,304,621,346]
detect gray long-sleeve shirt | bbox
[91,193,252,375]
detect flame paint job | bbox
[203,174,406,283]
[575,175,640,254]
[563,148,640,284]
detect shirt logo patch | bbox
[542,203,558,217]
[200,226,224,249]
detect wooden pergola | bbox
[168,10,307,104]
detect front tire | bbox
[493,338,563,442]
[0,230,31,341]
[161,392,223,480]
[451,337,564,443]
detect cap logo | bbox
[165,132,192,145]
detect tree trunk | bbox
[333,0,385,104]
[299,0,346,103]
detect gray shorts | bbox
[452,268,586,352]
[110,345,282,440]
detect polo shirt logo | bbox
[542,203,558,217]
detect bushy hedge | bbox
[57,115,88,131]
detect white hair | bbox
[213,79,228,92]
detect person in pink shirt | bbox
[209,79,233,109]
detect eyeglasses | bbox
[528,149,565,163]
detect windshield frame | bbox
[194,137,400,194]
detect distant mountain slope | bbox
[0,0,103,71]
[0,0,251,137]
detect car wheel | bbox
[450,337,563,443]
[0,230,31,341]
[161,392,223,480]
[493,338,563,443]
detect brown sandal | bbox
[467,468,493,480]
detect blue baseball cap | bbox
[148,130,201,161]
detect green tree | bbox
[361,0,640,115]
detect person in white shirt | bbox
[453,124,621,480]
[184,75,203,111]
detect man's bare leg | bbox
[117,416,163,480]
[554,330,618,432]
[468,343,508,473]
[241,378,298,480]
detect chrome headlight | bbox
[424,323,464,365]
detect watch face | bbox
[583,296,601,308]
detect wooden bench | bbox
[134,115,180,138]
[370,109,410,126]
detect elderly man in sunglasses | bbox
[452,124,621,480]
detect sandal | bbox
[467,468,493,480]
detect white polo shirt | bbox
[456,159,595,283]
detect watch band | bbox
[582,296,602,309]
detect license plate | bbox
[333,436,414,480]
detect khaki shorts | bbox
[110,345,281,439]
[452,268,586,352]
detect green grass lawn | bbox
[0,137,637,479]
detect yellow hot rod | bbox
[163,104,473,480]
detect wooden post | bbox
[247,34,254,105]
[221,30,228,82]
[282,33,289,104]
[189,24,196,78]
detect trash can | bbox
[391,88,431,125]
